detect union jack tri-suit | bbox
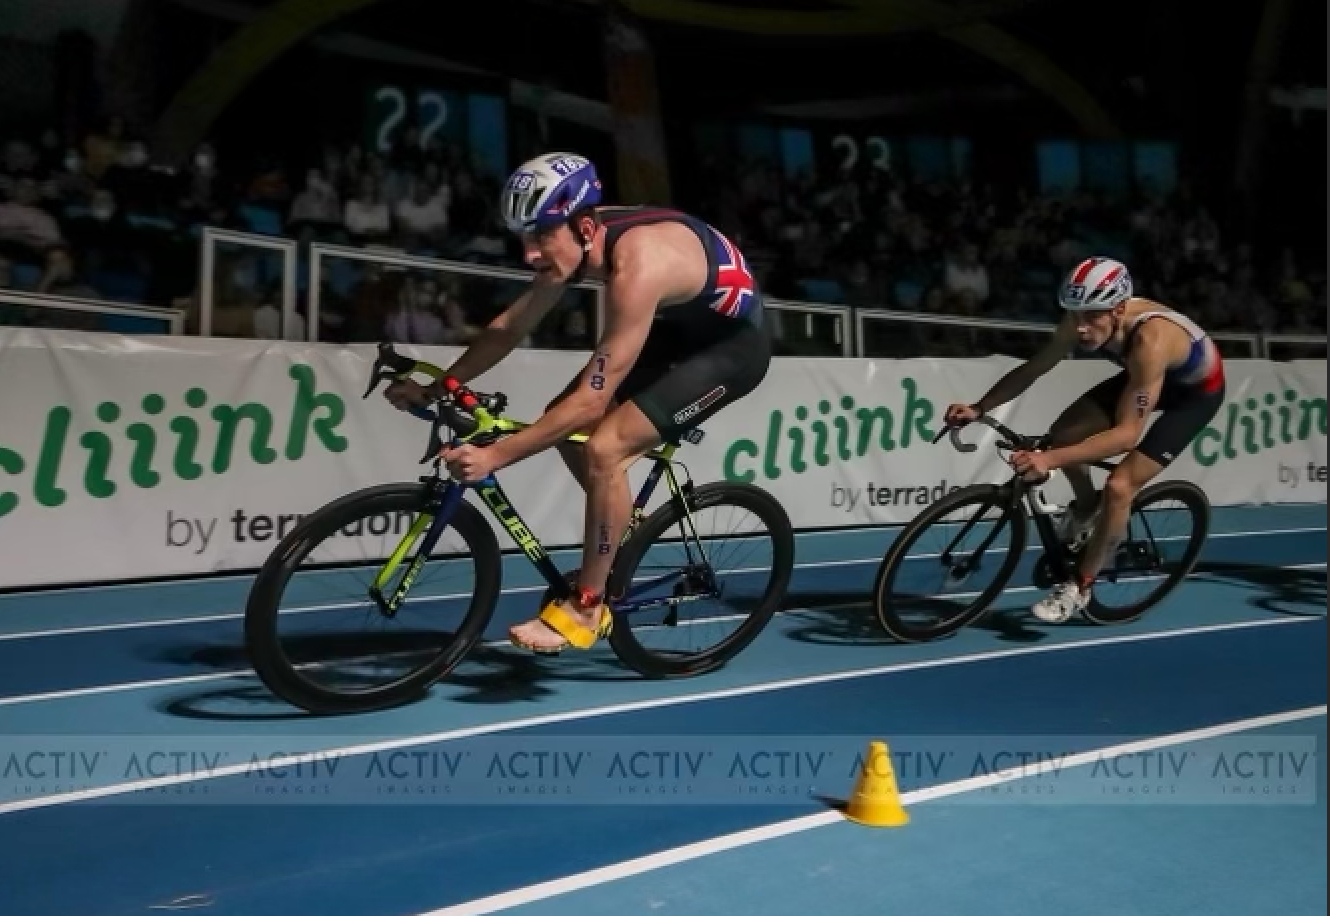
[587,205,770,440]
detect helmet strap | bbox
[565,210,596,285]
[567,247,590,285]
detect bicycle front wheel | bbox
[606,481,795,678]
[244,482,501,715]
[873,484,1027,642]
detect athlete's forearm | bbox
[430,285,560,391]
[975,365,1040,413]
[430,326,520,392]
[490,391,602,470]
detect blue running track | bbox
[0,503,1324,916]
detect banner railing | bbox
[857,308,1061,361]
[306,243,604,349]
[1210,332,1263,359]
[197,228,299,339]
[1262,333,1327,362]
[854,309,1267,361]
[180,227,1330,364]
[764,299,854,357]
[0,289,185,335]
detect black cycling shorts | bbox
[1082,370,1225,467]
[616,305,772,442]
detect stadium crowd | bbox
[0,117,1324,348]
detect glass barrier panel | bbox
[766,304,849,357]
[200,230,297,339]
[311,247,598,350]
[0,292,181,335]
[859,313,1055,361]
[1210,334,1260,359]
[1265,336,1327,362]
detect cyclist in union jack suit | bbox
[945,256,1226,624]
[385,151,771,653]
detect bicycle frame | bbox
[937,414,1165,585]
[362,342,715,617]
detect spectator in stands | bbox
[82,116,126,182]
[1274,249,1314,310]
[941,240,989,315]
[343,174,391,243]
[177,144,220,225]
[841,258,888,308]
[394,175,450,252]
[36,246,98,299]
[384,274,454,344]
[288,167,342,229]
[0,139,38,200]
[252,299,306,340]
[0,177,63,256]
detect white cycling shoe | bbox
[1032,581,1092,624]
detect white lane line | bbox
[414,704,1329,916]
[0,559,1324,708]
[0,528,1323,642]
[0,615,1319,814]
[0,556,869,642]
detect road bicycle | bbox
[244,342,795,714]
[872,413,1210,642]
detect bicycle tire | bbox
[244,482,502,715]
[1082,479,1211,626]
[606,481,795,678]
[873,484,1027,643]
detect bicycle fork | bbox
[369,481,466,617]
[938,490,1014,584]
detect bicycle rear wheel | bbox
[244,482,501,714]
[873,484,1027,642]
[1082,479,1210,625]
[606,481,795,678]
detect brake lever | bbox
[363,342,420,400]
[398,404,441,464]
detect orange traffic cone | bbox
[844,740,909,827]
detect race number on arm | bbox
[1115,325,1169,436]
[486,235,666,467]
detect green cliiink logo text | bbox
[1191,387,1326,467]
[0,365,348,519]
[722,378,937,483]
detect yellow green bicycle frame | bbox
[365,346,708,616]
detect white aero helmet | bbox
[499,152,602,234]
[1058,257,1134,311]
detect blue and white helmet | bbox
[1058,257,1134,311]
[499,152,603,233]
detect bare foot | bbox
[509,601,604,652]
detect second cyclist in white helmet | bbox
[943,256,1226,624]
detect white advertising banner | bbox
[682,354,1329,528]
[0,329,1324,590]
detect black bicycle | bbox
[872,414,1211,642]
[243,342,794,714]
